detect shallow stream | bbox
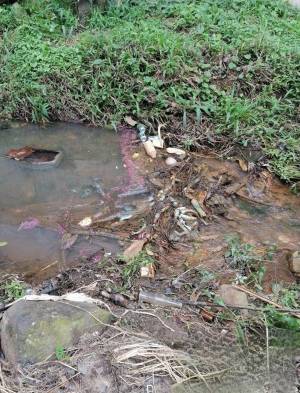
[0,123,149,281]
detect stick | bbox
[233,285,300,319]
[70,230,122,240]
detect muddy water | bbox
[166,155,300,289]
[0,123,148,281]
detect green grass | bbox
[2,279,25,300]
[0,0,299,181]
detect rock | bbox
[1,300,112,365]
[218,284,248,314]
[165,157,178,167]
[289,251,300,276]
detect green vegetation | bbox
[0,0,299,181]
[3,280,25,300]
[55,345,69,361]
[122,251,155,287]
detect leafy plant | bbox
[122,251,156,288]
[0,0,299,182]
[3,280,25,300]
[55,345,69,361]
[225,234,259,271]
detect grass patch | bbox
[0,0,299,181]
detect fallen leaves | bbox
[123,239,147,259]
[7,146,34,161]
[237,158,248,172]
[124,116,137,127]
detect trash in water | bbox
[7,146,34,160]
[0,241,8,247]
[7,146,62,168]
[149,124,164,149]
[18,218,40,231]
[78,217,92,228]
[137,123,157,158]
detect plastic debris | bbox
[139,289,182,308]
[140,263,155,278]
[78,216,92,228]
[137,124,147,142]
[149,135,164,149]
[0,241,7,247]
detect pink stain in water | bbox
[18,218,40,231]
[119,126,145,192]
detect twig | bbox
[263,314,270,378]
[71,230,122,240]
[232,285,300,318]
[124,310,175,332]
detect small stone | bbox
[218,284,248,315]
[1,300,112,366]
[165,157,177,167]
[289,251,300,275]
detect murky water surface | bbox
[0,123,147,281]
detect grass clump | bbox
[0,0,299,181]
[122,251,155,288]
[2,279,25,301]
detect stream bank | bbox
[0,122,299,392]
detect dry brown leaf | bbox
[200,309,215,322]
[124,116,137,126]
[197,190,207,204]
[123,239,147,259]
[7,146,34,160]
[237,158,248,172]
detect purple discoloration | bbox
[18,218,40,231]
[119,126,145,192]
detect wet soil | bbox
[0,123,299,393]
